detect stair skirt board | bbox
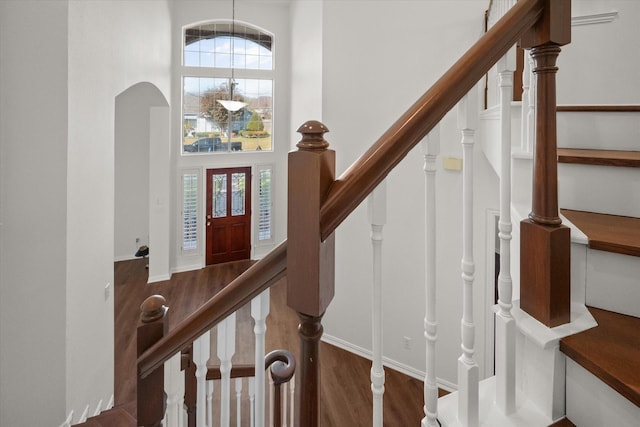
[566,359,640,427]
[585,249,640,318]
[437,376,556,427]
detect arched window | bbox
[182,21,274,154]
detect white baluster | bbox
[236,377,243,427]
[282,379,288,427]
[164,352,185,427]
[525,50,536,154]
[207,380,214,427]
[288,374,295,427]
[249,377,256,427]
[194,331,211,427]
[496,50,517,415]
[218,313,237,427]
[367,180,387,427]
[458,92,479,427]
[268,374,274,427]
[252,289,270,427]
[421,126,440,427]
[521,45,531,153]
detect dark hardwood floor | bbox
[115,258,426,425]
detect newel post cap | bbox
[140,295,167,323]
[296,120,330,150]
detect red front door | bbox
[206,167,251,265]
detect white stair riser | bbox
[566,359,640,427]
[558,111,640,151]
[585,249,640,318]
[558,163,640,218]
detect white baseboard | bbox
[59,411,73,427]
[171,263,202,274]
[78,405,90,423]
[148,273,172,284]
[106,394,114,410]
[93,399,103,417]
[114,254,138,262]
[59,394,114,427]
[321,333,457,392]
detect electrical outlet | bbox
[403,336,412,350]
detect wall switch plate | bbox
[443,157,463,171]
[403,336,412,350]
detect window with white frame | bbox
[256,164,274,244]
[182,21,274,154]
[181,171,199,253]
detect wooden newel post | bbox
[288,121,335,426]
[519,0,572,327]
[137,295,168,426]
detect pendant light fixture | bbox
[217,0,247,113]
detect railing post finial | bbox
[296,120,330,150]
[140,294,167,323]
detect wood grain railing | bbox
[136,0,571,425]
[138,242,287,379]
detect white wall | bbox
[66,0,171,422]
[317,0,497,387]
[290,0,324,147]
[558,0,640,104]
[171,0,291,271]
[0,1,69,425]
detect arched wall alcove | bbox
[114,82,171,282]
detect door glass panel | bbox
[213,174,227,218]
[231,172,246,216]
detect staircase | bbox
[552,108,640,427]
[70,2,639,426]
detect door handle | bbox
[207,222,211,226]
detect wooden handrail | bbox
[319,0,545,241]
[139,0,548,384]
[138,241,287,378]
[206,364,256,381]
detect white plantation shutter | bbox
[257,165,273,243]
[182,172,198,252]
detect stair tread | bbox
[561,209,640,257]
[560,307,640,408]
[557,148,640,168]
